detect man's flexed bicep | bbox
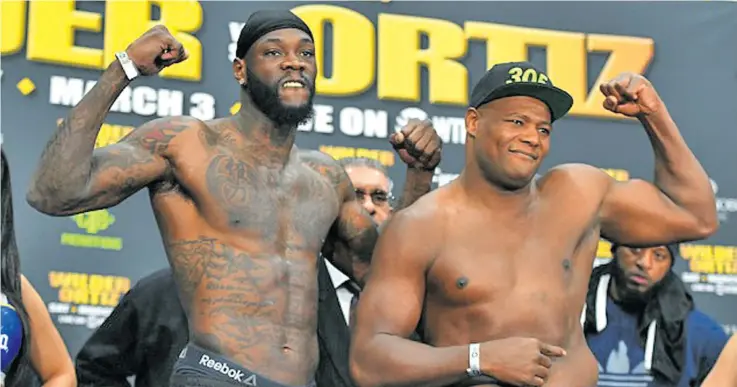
[26,25,190,217]
[579,163,718,246]
[27,116,195,216]
[594,73,717,246]
[600,179,708,245]
[301,149,380,286]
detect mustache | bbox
[627,270,651,281]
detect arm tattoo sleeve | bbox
[26,62,191,216]
[301,151,379,285]
[27,61,131,213]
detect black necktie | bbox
[344,281,359,329]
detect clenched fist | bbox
[390,119,442,171]
[126,25,189,76]
[600,73,663,117]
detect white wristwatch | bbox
[115,51,139,81]
[466,343,482,377]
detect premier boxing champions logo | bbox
[60,209,123,251]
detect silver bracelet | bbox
[115,51,139,81]
[466,343,482,377]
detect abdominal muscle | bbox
[168,234,321,385]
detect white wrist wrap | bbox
[115,51,139,81]
[466,343,482,377]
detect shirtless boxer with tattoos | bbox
[350,62,718,387]
[25,11,441,387]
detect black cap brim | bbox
[475,83,574,122]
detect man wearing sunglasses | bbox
[341,158,395,225]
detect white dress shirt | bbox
[324,259,360,325]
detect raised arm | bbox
[390,119,442,211]
[325,157,379,287]
[349,209,469,387]
[27,115,196,216]
[26,25,190,216]
[333,194,379,287]
[596,73,718,246]
[317,119,441,285]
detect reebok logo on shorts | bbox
[198,354,257,385]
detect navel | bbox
[456,276,469,289]
[229,214,242,226]
[562,259,572,271]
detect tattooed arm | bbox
[26,60,196,216]
[301,151,379,287]
[328,160,435,286]
[329,172,380,287]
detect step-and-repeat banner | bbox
[1,1,736,357]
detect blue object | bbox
[586,297,729,387]
[1,303,23,373]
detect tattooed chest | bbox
[187,154,339,244]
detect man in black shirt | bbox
[75,268,187,387]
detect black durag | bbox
[235,10,314,59]
[583,244,696,384]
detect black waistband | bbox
[171,344,316,387]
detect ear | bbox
[233,57,247,86]
[465,108,479,138]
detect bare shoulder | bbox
[298,149,348,187]
[533,164,616,217]
[20,274,32,290]
[120,115,210,156]
[373,191,445,275]
[299,149,342,171]
[542,163,612,193]
[298,148,335,163]
[19,274,42,308]
[389,187,446,241]
[544,163,610,183]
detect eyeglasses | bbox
[355,188,392,206]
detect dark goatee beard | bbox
[243,67,315,129]
[612,265,656,311]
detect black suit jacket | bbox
[75,268,188,387]
[315,258,356,387]
[315,259,424,387]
